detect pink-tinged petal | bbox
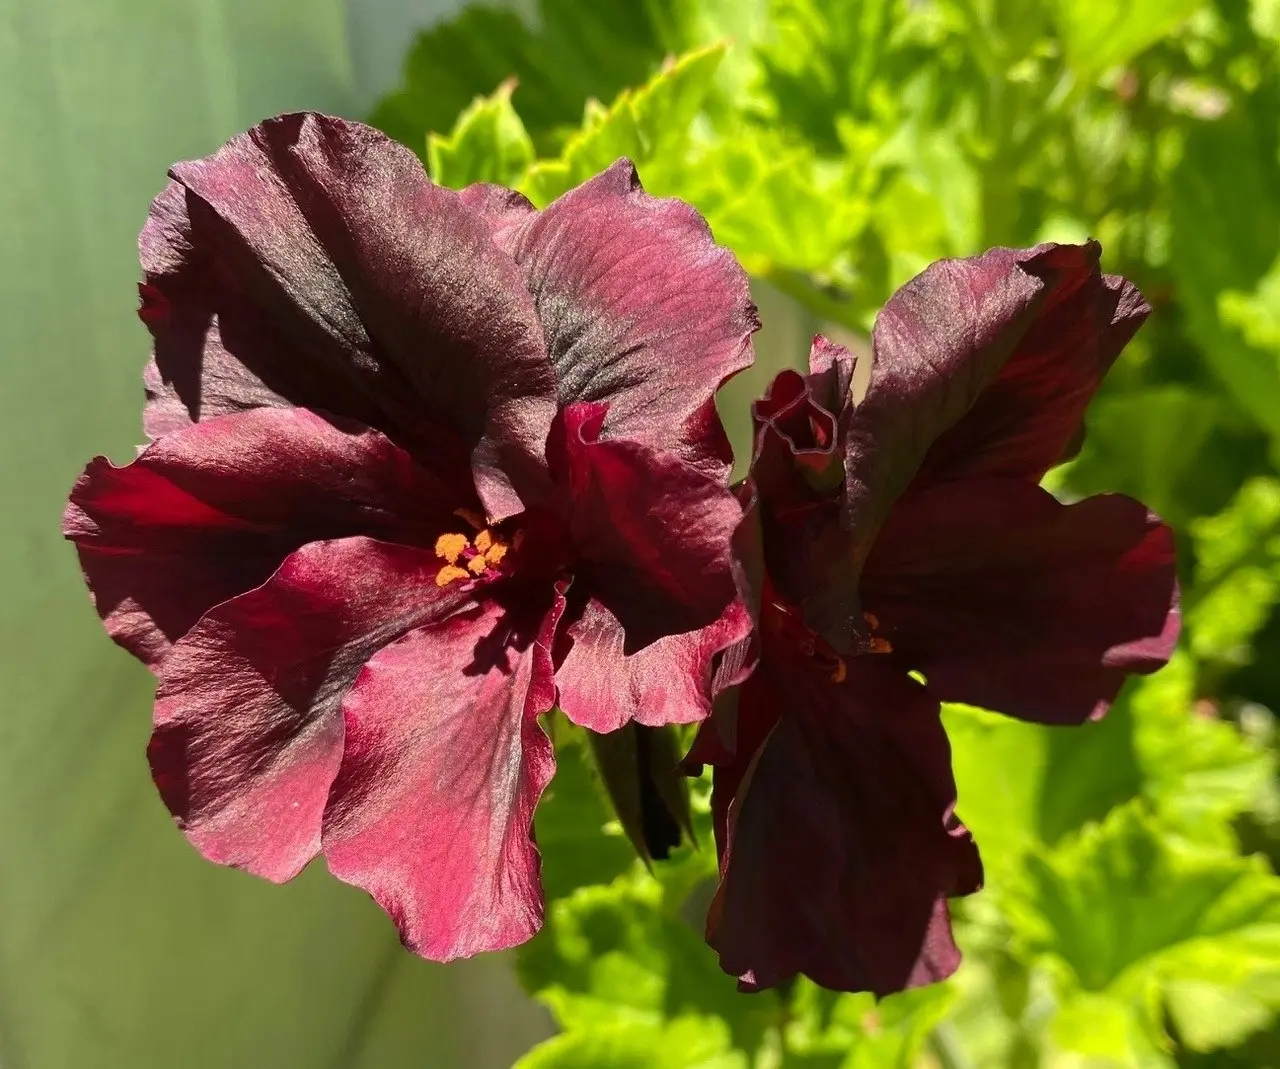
[322,589,562,960]
[863,480,1180,725]
[555,594,753,734]
[149,538,469,883]
[509,159,758,477]
[555,402,744,650]
[143,113,556,517]
[63,408,455,667]
[918,266,1150,484]
[707,656,982,995]
[843,244,1095,562]
[458,182,537,249]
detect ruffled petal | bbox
[555,402,744,651]
[321,589,562,960]
[508,159,758,477]
[149,538,470,882]
[63,408,454,667]
[142,112,556,517]
[918,258,1149,484]
[862,479,1180,724]
[707,656,982,995]
[843,244,1096,562]
[555,594,753,734]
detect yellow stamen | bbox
[454,508,486,531]
[870,637,893,654]
[467,555,488,576]
[434,532,469,565]
[474,530,493,553]
[435,564,470,587]
[830,659,848,684]
[485,543,508,565]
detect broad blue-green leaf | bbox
[427,79,534,188]
[0,2,547,1065]
[1006,803,1280,1055]
[514,1015,748,1069]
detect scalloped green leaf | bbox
[514,1015,748,1069]
[427,79,534,188]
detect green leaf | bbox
[371,0,711,156]
[1051,0,1206,76]
[1188,478,1280,666]
[784,978,957,1069]
[1006,803,1280,1054]
[1130,656,1275,844]
[426,79,534,189]
[514,1015,748,1069]
[535,721,638,902]
[1169,93,1280,445]
[515,869,771,1050]
[518,44,727,206]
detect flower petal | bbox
[143,112,557,517]
[707,656,982,995]
[862,479,1180,724]
[63,408,454,667]
[555,402,744,651]
[509,159,758,476]
[149,538,468,883]
[843,244,1095,562]
[322,589,562,960]
[918,259,1149,484]
[555,594,753,734]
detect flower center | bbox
[762,598,892,683]
[433,519,517,587]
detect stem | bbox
[762,267,865,335]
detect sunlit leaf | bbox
[427,79,534,188]
[514,1015,748,1069]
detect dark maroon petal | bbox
[555,594,753,734]
[62,408,455,667]
[708,656,982,995]
[143,113,557,518]
[458,182,537,249]
[555,402,744,650]
[749,367,860,650]
[149,538,469,882]
[863,479,1180,725]
[917,265,1149,484]
[322,589,562,960]
[508,159,758,477]
[843,244,1095,564]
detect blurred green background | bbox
[4,0,1280,1066]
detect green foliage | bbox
[427,80,534,188]
[373,0,1280,1064]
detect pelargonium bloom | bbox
[692,242,1180,995]
[63,113,757,960]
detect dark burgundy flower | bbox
[62,114,757,960]
[694,242,1180,995]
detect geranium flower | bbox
[692,243,1180,995]
[62,114,757,960]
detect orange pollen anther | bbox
[485,543,508,565]
[467,555,488,576]
[863,611,880,630]
[435,564,470,587]
[434,532,469,565]
[830,659,848,683]
[869,636,893,654]
[473,530,493,553]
